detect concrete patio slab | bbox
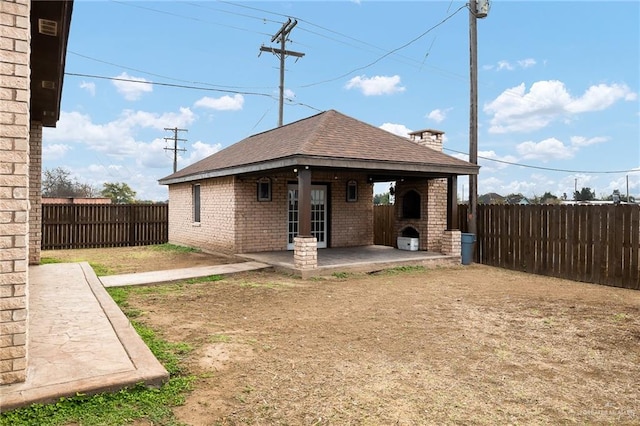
[0,262,168,412]
[238,245,461,276]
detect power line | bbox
[64,72,323,114]
[296,4,467,89]
[109,0,272,37]
[68,51,276,90]
[443,147,640,174]
[65,72,276,98]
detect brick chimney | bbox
[408,129,445,152]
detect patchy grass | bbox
[88,262,113,276]
[150,243,200,253]
[40,257,63,265]
[185,275,224,284]
[0,287,196,426]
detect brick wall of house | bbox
[233,170,373,252]
[167,177,237,254]
[235,172,291,253]
[167,169,374,254]
[325,171,373,247]
[0,0,30,385]
[28,121,41,264]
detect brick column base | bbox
[441,230,461,257]
[294,236,317,273]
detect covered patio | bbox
[238,245,460,277]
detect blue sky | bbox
[44,1,639,202]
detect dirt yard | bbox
[41,246,236,275]
[44,247,640,425]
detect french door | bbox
[287,184,327,250]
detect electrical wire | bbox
[65,72,277,98]
[109,0,273,37]
[295,4,467,88]
[69,51,277,90]
[443,147,640,174]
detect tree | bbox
[603,189,636,203]
[536,191,560,204]
[42,167,97,198]
[574,187,595,202]
[374,192,391,205]
[100,182,137,204]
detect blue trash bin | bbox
[461,233,476,265]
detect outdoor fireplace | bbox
[397,226,419,251]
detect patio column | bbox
[443,175,462,259]
[297,167,311,237]
[294,167,317,276]
[446,175,458,230]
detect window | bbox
[257,177,271,201]
[402,189,421,219]
[346,180,358,202]
[192,184,201,223]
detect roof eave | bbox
[159,155,479,186]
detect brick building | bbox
[160,110,479,272]
[0,0,73,385]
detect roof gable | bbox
[160,110,478,184]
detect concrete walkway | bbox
[1,260,271,412]
[1,263,168,412]
[100,261,271,287]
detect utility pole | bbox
[260,18,305,127]
[468,0,489,235]
[164,127,188,173]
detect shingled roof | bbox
[159,110,478,185]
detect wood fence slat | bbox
[42,204,168,250]
[629,206,640,290]
[374,203,640,290]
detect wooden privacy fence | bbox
[459,204,640,290]
[42,204,168,250]
[373,204,395,247]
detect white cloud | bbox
[79,81,96,96]
[379,123,412,138]
[484,80,637,134]
[478,150,518,172]
[118,107,196,130]
[284,89,295,99]
[184,141,222,165]
[516,137,574,161]
[137,138,175,169]
[570,135,609,147]
[345,75,405,96]
[517,58,536,69]
[486,58,536,72]
[43,107,196,159]
[426,108,452,123]
[112,72,153,101]
[566,83,638,113]
[194,94,244,111]
[43,143,71,160]
[497,60,514,71]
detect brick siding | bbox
[28,121,41,264]
[167,170,373,254]
[0,0,30,385]
[394,178,449,252]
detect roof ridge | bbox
[297,110,335,154]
